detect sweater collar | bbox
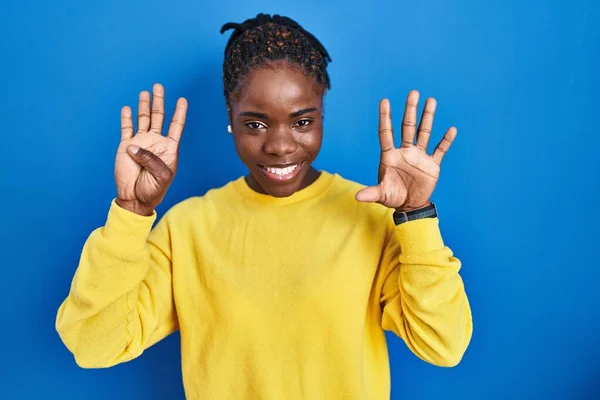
[232,170,335,206]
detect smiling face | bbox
[229,62,324,197]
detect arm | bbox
[56,84,188,368]
[355,91,473,366]
[379,217,472,367]
[55,200,177,368]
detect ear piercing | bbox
[227,125,233,133]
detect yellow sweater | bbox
[56,171,472,399]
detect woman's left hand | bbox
[355,90,457,212]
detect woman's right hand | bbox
[115,83,188,216]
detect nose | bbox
[262,127,298,157]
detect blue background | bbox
[1,0,599,398]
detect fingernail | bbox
[128,145,139,154]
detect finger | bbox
[378,99,394,152]
[150,83,166,134]
[138,90,151,132]
[401,90,419,148]
[355,186,382,203]
[167,97,188,143]
[120,106,133,140]
[432,127,457,164]
[416,97,437,151]
[127,145,173,183]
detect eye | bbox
[294,119,313,129]
[245,121,267,130]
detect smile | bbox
[258,162,304,182]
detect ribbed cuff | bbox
[103,199,157,249]
[395,217,444,254]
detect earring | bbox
[227,125,233,133]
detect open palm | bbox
[356,90,456,211]
[115,84,188,213]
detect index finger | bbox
[379,98,394,152]
[167,97,188,143]
[120,106,133,141]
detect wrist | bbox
[393,201,437,226]
[115,198,155,216]
[395,201,432,213]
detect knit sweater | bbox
[56,171,472,399]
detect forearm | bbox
[55,201,175,368]
[382,218,472,367]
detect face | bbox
[229,64,324,197]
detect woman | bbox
[56,13,472,400]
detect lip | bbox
[257,161,304,183]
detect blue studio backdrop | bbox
[1,0,599,399]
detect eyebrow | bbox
[290,108,318,118]
[239,108,318,119]
[239,111,268,119]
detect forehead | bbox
[236,65,322,112]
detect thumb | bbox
[127,145,173,182]
[355,185,383,203]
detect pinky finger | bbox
[121,106,134,141]
[432,127,457,164]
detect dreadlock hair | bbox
[220,13,332,106]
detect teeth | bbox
[264,164,298,176]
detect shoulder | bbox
[324,171,396,251]
[326,171,393,223]
[161,177,243,221]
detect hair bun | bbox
[220,13,332,63]
[220,13,274,35]
[220,13,332,102]
[256,13,275,26]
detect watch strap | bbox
[393,203,437,225]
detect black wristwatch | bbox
[392,202,438,225]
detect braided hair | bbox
[220,13,332,105]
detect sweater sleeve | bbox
[378,217,473,367]
[55,200,178,368]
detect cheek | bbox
[234,134,263,161]
[301,129,323,154]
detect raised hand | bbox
[115,84,188,216]
[355,90,456,212]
